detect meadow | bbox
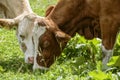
[0,0,120,80]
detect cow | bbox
[0,0,119,71]
[0,0,69,70]
[31,0,101,70]
[32,0,120,70]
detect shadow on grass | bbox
[0,57,33,73]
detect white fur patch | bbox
[102,45,113,55]
[32,21,47,70]
[33,21,46,53]
[102,45,113,65]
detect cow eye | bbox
[20,35,25,40]
[43,40,50,48]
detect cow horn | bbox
[45,5,55,17]
[0,12,26,29]
[0,18,18,28]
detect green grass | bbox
[0,0,120,80]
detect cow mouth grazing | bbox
[36,54,53,68]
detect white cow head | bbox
[0,13,43,63]
[17,13,37,63]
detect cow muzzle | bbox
[28,57,34,64]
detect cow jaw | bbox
[33,52,49,70]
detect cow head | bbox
[0,13,39,63]
[32,18,71,70]
[0,13,70,70]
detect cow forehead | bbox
[18,17,35,36]
[33,23,46,38]
[33,21,46,51]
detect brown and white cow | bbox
[32,0,120,70]
[0,0,70,70]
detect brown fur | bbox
[37,0,120,68]
[36,0,101,68]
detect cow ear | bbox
[55,30,71,43]
[45,5,55,17]
[0,19,18,29]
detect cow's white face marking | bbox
[17,16,35,63]
[32,21,47,70]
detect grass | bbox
[0,0,120,80]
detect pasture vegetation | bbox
[0,0,120,80]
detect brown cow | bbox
[33,0,120,70]
[32,0,101,70]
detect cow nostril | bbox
[28,57,34,64]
